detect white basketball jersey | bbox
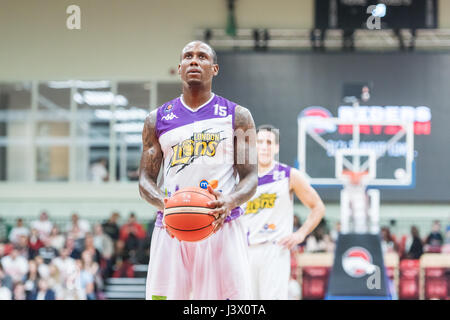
[154,93,242,226]
[241,162,294,245]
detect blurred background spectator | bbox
[1,247,28,283]
[381,226,398,254]
[119,213,146,264]
[0,262,13,294]
[48,226,65,252]
[66,213,91,237]
[31,278,55,300]
[102,212,121,242]
[405,226,424,259]
[8,218,30,245]
[424,220,444,253]
[90,158,109,183]
[30,211,53,242]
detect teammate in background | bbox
[139,41,257,300]
[241,124,326,300]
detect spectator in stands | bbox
[30,211,53,242]
[82,233,102,264]
[28,228,45,259]
[38,239,59,265]
[0,262,13,293]
[48,226,65,252]
[441,225,450,253]
[305,225,334,253]
[90,157,109,183]
[1,246,28,283]
[15,235,30,260]
[405,225,423,259]
[424,220,443,252]
[102,212,121,242]
[66,213,91,237]
[8,218,30,245]
[23,259,40,300]
[47,263,63,300]
[35,255,50,279]
[65,235,82,260]
[381,226,398,254]
[120,213,146,264]
[52,247,76,283]
[0,243,13,260]
[93,224,114,262]
[79,251,98,300]
[0,284,12,300]
[12,282,26,300]
[0,217,10,244]
[330,221,341,243]
[30,278,56,300]
[108,239,134,278]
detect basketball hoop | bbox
[342,170,369,186]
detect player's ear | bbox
[274,143,280,155]
[212,64,219,76]
[178,64,181,75]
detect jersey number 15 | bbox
[213,104,227,117]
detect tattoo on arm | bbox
[231,105,258,208]
[138,110,165,211]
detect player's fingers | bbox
[278,236,289,246]
[206,199,224,208]
[206,185,220,198]
[208,207,227,216]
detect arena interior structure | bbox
[0,0,450,300]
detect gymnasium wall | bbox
[2,0,450,81]
[0,0,313,81]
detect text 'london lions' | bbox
[168,130,225,173]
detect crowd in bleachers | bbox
[1,210,449,300]
[294,217,450,259]
[0,211,155,300]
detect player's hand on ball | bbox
[206,185,235,232]
[278,231,306,250]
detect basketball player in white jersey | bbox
[138,41,258,300]
[241,125,326,299]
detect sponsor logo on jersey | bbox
[161,112,178,121]
[199,180,209,189]
[164,104,173,113]
[342,247,376,278]
[168,129,226,173]
[244,193,277,215]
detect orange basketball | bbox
[163,187,217,242]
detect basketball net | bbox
[340,170,379,235]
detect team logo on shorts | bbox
[244,193,277,215]
[342,247,376,278]
[168,129,226,173]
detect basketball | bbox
[163,187,217,242]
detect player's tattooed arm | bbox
[138,110,165,211]
[207,105,258,230]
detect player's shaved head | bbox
[180,41,217,64]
